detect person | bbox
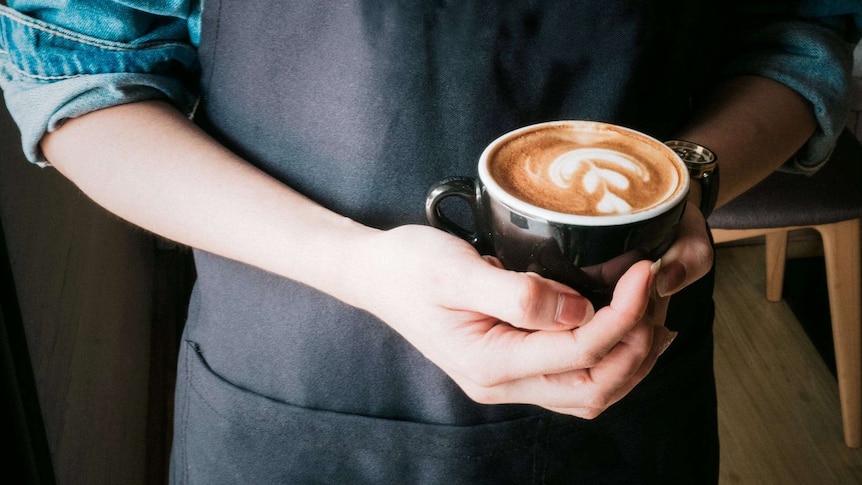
[0,1,858,483]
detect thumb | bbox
[656,203,714,297]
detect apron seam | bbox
[180,341,192,484]
[201,0,223,93]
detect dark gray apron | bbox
[171,1,723,483]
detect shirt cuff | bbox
[722,19,855,174]
[0,6,199,166]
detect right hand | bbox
[347,224,673,419]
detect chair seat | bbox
[709,130,862,229]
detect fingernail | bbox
[659,330,679,356]
[555,294,595,328]
[656,260,686,297]
[482,255,505,269]
[650,258,662,276]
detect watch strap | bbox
[698,162,719,219]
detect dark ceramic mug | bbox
[425,121,690,307]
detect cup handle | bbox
[425,176,492,253]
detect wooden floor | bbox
[714,243,862,484]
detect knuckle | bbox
[470,369,499,389]
[633,343,652,363]
[460,383,500,405]
[692,239,714,272]
[577,408,604,420]
[583,390,613,412]
[574,347,606,368]
[630,328,654,361]
[514,274,544,322]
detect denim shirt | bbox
[0,0,860,170]
[0,0,201,166]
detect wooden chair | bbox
[709,130,862,447]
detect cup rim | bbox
[478,120,691,226]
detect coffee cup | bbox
[425,120,690,307]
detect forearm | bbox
[676,75,818,209]
[41,100,377,304]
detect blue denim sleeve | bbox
[724,0,862,173]
[0,1,201,166]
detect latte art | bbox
[487,122,685,217]
[540,148,650,214]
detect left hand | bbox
[549,201,714,416]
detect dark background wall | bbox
[0,96,192,483]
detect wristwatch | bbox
[665,140,719,219]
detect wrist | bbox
[307,218,383,305]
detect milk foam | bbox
[485,121,686,219]
[543,148,650,214]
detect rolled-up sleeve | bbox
[0,1,200,166]
[724,0,862,173]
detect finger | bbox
[543,319,656,408]
[454,263,596,331]
[592,291,673,398]
[573,295,674,416]
[593,323,674,404]
[573,318,656,399]
[558,258,656,362]
[455,260,656,386]
[598,294,672,405]
[458,320,657,412]
[656,203,714,297]
[543,325,677,419]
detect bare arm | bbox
[43,101,372,303]
[653,75,818,297]
[41,99,668,419]
[46,75,816,293]
[679,75,818,210]
[38,73,819,415]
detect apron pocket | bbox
[172,340,547,485]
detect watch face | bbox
[679,149,714,165]
[665,140,716,177]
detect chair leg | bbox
[817,218,862,447]
[764,230,788,302]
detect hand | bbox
[348,225,674,419]
[537,201,715,415]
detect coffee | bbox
[486,122,686,217]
